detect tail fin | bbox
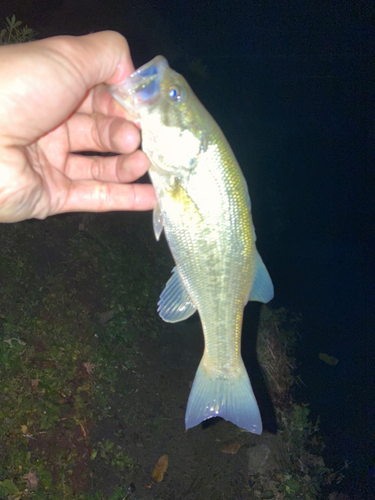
[185,358,262,434]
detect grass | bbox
[0,15,37,45]
[0,212,170,499]
[255,307,344,499]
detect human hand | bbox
[0,31,155,223]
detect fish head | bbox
[109,56,209,176]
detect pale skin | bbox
[0,31,156,223]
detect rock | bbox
[248,444,273,475]
[248,432,286,475]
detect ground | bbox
[0,211,333,500]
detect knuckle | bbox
[90,158,101,180]
[95,182,111,210]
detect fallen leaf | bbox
[21,425,28,434]
[319,353,339,366]
[31,379,41,390]
[83,362,95,374]
[152,454,168,483]
[78,421,87,437]
[22,469,38,490]
[98,310,115,325]
[221,441,241,454]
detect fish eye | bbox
[168,86,184,102]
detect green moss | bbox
[0,212,170,498]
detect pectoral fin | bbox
[248,251,274,304]
[157,267,197,322]
[153,202,163,241]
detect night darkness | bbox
[1,0,374,498]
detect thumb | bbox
[0,31,134,147]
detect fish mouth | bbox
[109,55,169,113]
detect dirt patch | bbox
[90,314,265,500]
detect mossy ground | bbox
[0,211,336,500]
[0,211,169,499]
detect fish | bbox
[109,56,274,434]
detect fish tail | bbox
[185,357,262,434]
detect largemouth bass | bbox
[109,56,274,434]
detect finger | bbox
[67,112,141,154]
[77,84,138,123]
[66,149,150,183]
[58,32,139,120]
[60,180,156,214]
[0,31,135,146]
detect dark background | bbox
[1,1,374,497]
